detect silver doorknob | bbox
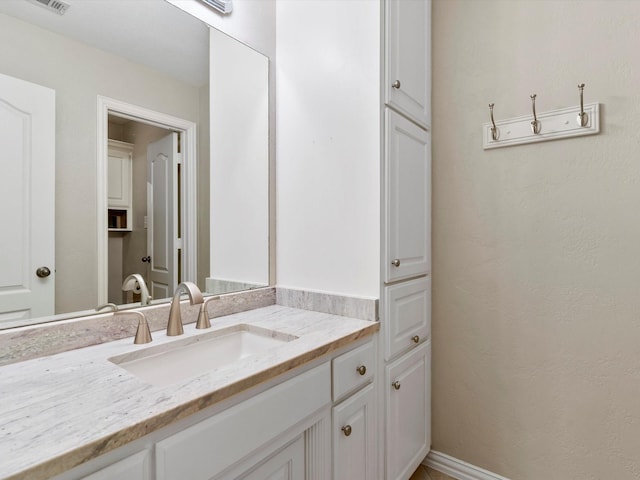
[391,259,401,267]
[36,267,51,278]
[392,381,401,390]
[392,80,401,89]
[341,425,352,437]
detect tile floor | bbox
[410,464,456,480]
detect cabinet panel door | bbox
[333,384,377,480]
[386,341,431,480]
[385,0,431,127]
[384,110,431,283]
[384,276,430,361]
[107,141,133,208]
[239,435,305,480]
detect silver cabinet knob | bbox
[356,365,367,376]
[392,80,401,89]
[342,425,352,437]
[392,381,401,390]
[412,335,420,344]
[36,267,51,278]
[391,259,401,267]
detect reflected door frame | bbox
[96,96,197,306]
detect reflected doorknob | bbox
[36,267,51,278]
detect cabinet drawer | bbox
[384,276,430,361]
[332,341,375,402]
[80,450,151,480]
[155,363,330,480]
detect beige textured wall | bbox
[432,1,640,478]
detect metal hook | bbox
[530,94,541,134]
[577,83,588,127]
[489,103,499,140]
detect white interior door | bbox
[147,132,179,300]
[0,73,55,325]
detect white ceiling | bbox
[0,0,210,86]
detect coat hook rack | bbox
[483,83,600,149]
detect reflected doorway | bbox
[107,117,181,304]
[98,97,198,308]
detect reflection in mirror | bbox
[0,0,269,329]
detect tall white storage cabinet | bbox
[382,1,432,479]
[275,0,431,478]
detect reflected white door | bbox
[147,133,179,300]
[0,73,55,324]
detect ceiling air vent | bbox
[198,0,233,15]
[29,0,70,15]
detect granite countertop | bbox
[0,305,378,480]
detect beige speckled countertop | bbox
[0,305,378,480]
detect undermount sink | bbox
[109,324,297,387]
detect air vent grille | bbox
[32,0,70,15]
[198,0,233,14]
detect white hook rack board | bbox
[483,102,600,149]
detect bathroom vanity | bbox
[0,302,378,480]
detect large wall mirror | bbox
[0,0,270,329]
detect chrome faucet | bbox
[167,282,204,336]
[122,274,151,306]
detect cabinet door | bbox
[239,435,305,480]
[384,276,430,361]
[107,140,133,208]
[386,341,431,480]
[333,384,377,480]
[384,110,431,283]
[385,0,431,127]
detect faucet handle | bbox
[115,310,152,344]
[196,295,221,330]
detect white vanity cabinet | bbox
[50,336,379,480]
[385,0,431,129]
[331,341,377,480]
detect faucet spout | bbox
[122,274,152,306]
[167,281,204,336]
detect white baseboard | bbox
[424,451,511,480]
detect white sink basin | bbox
[109,324,297,387]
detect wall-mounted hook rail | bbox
[530,94,541,134]
[489,103,499,140]
[483,103,600,149]
[577,83,588,127]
